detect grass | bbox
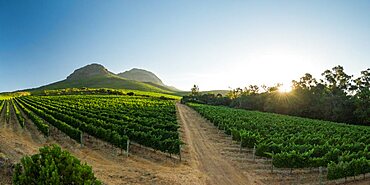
[0,92,30,100]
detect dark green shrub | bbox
[13,144,101,185]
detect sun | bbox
[278,84,292,93]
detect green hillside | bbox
[35,74,173,93]
[118,68,164,85]
[27,64,176,94]
[143,82,181,92]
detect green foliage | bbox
[13,144,101,185]
[5,100,10,122]
[0,92,30,100]
[256,142,282,158]
[181,93,231,105]
[11,99,25,128]
[16,95,181,155]
[188,103,370,180]
[15,98,49,136]
[240,130,259,148]
[327,158,370,180]
[0,100,4,115]
[273,150,312,169]
[18,98,81,142]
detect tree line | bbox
[182,66,369,125]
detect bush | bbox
[327,157,370,180]
[13,144,101,185]
[240,131,259,148]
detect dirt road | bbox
[177,103,261,185]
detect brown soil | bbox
[0,102,369,185]
[177,103,261,185]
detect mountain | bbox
[118,68,164,86]
[29,63,179,94]
[66,63,115,80]
[118,68,181,92]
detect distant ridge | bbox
[118,68,164,86]
[26,63,180,94]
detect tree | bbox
[244,85,259,95]
[353,68,370,124]
[292,73,317,90]
[227,87,243,99]
[191,85,200,96]
[267,83,281,93]
[321,65,352,94]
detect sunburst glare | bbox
[278,83,292,93]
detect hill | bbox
[28,64,176,94]
[118,68,181,92]
[66,63,115,80]
[118,68,164,86]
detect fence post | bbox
[126,139,130,157]
[80,132,83,147]
[240,138,243,152]
[271,151,274,173]
[179,145,182,162]
[319,166,323,185]
[253,145,256,161]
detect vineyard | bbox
[1,94,369,184]
[188,103,370,181]
[1,95,181,156]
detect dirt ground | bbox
[0,102,369,185]
[177,103,261,185]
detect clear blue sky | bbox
[1,0,369,92]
